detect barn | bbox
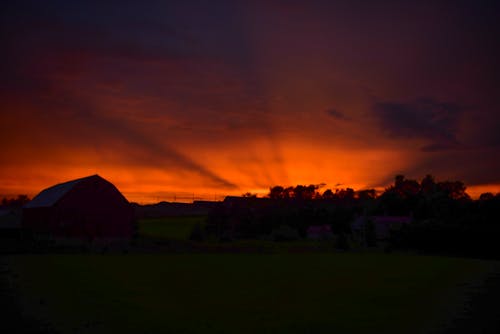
[23,175,134,239]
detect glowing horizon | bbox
[2,167,499,204]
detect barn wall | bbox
[56,177,134,238]
[23,207,53,234]
[23,176,134,239]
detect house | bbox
[23,175,134,239]
[352,215,412,240]
[307,225,333,240]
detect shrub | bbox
[271,225,301,241]
[335,232,350,251]
[365,219,377,247]
[189,223,205,242]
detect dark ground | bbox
[439,269,500,334]
[1,254,500,334]
[0,261,57,333]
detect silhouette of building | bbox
[23,175,134,239]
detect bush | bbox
[189,223,205,242]
[271,225,300,241]
[365,219,377,247]
[335,233,350,251]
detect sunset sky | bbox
[1,1,500,202]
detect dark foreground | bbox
[1,253,500,334]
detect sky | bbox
[1,0,500,202]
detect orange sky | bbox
[1,1,499,203]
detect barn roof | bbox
[24,175,101,208]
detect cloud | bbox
[0,3,276,192]
[372,98,464,151]
[325,108,349,120]
[89,115,239,190]
[383,147,500,186]
[0,84,239,190]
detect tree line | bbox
[201,175,500,259]
[1,195,30,208]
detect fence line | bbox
[126,192,229,204]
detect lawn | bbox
[2,253,499,334]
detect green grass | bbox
[137,215,205,240]
[4,253,499,334]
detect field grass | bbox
[3,253,499,334]
[135,215,354,252]
[137,216,205,240]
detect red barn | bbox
[23,175,134,239]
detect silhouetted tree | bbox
[1,195,30,207]
[269,186,285,199]
[335,188,355,201]
[322,189,334,199]
[420,174,437,195]
[436,181,469,200]
[356,189,376,200]
[394,175,420,198]
[292,184,319,200]
[479,192,495,201]
[206,175,500,258]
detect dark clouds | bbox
[0,0,270,185]
[1,0,500,198]
[371,96,500,186]
[372,98,465,152]
[0,75,240,190]
[325,108,349,121]
[384,148,500,186]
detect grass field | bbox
[136,216,355,252]
[137,216,205,240]
[2,253,499,334]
